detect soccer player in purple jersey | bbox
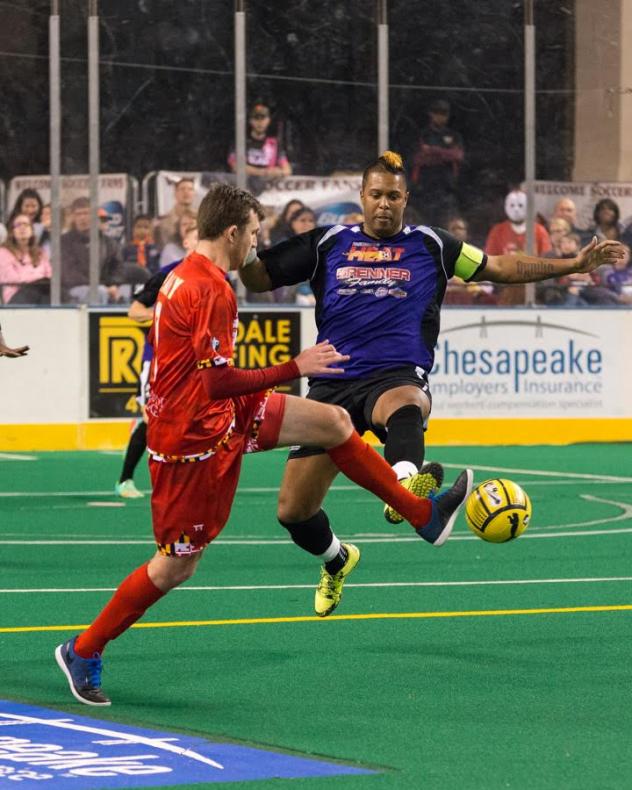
[240,150,624,617]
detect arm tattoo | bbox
[515,259,556,280]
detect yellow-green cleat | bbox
[114,479,144,499]
[384,462,444,524]
[314,542,360,617]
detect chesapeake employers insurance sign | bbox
[430,310,632,418]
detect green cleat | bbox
[314,542,360,617]
[384,462,444,524]
[114,479,144,499]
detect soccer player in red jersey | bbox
[55,183,473,706]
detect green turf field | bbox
[1,445,631,789]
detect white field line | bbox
[1,480,631,499]
[1,526,632,547]
[0,453,37,461]
[0,576,631,595]
[0,576,632,595]
[2,493,630,543]
[440,461,632,483]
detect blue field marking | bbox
[0,702,375,787]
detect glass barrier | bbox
[242,0,376,305]
[0,2,630,309]
[534,1,632,308]
[391,1,527,306]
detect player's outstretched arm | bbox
[0,325,29,358]
[201,341,349,400]
[238,253,273,293]
[477,237,625,284]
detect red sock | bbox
[75,563,164,657]
[327,432,431,529]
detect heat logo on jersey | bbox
[344,242,405,263]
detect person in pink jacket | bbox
[0,214,52,304]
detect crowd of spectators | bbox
[1,100,632,309]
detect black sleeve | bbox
[430,227,463,278]
[133,269,168,306]
[258,227,331,288]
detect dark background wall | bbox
[0,0,574,232]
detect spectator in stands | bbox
[155,177,196,249]
[268,199,304,245]
[0,214,51,304]
[123,214,160,274]
[227,102,292,179]
[8,188,45,242]
[544,217,571,258]
[587,242,632,305]
[61,197,148,304]
[551,197,580,230]
[537,232,588,305]
[159,211,197,267]
[485,189,551,305]
[446,216,468,242]
[592,198,623,242]
[409,99,464,226]
[485,190,551,257]
[287,206,316,238]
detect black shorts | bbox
[288,365,432,460]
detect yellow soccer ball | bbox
[464,478,532,543]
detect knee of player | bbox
[168,556,199,585]
[277,493,315,523]
[326,405,353,443]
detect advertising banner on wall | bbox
[89,309,302,419]
[154,171,362,226]
[430,309,632,418]
[534,180,632,231]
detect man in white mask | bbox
[484,189,552,304]
[485,189,551,257]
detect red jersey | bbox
[484,220,552,257]
[146,252,237,461]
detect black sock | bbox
[119,421,147,483]
[325,544,348,575]
[384,404,425,467]
[279,509,347,573]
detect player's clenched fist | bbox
[294,340,350,376]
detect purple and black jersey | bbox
[259,224,486,379]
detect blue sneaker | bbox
[417,469,474,547]
[55,637,111,706]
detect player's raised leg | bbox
[276,394,472,545]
